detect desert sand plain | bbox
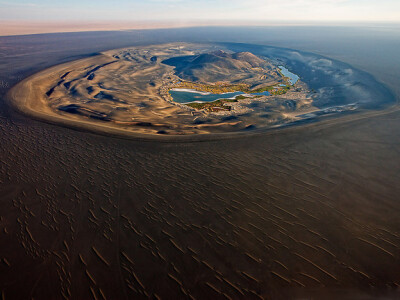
[0,29,400,299]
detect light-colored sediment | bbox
[8,42,317,138]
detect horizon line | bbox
[1,20,399,37]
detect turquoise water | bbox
[169,66,297,104]
[169,89,270,104]
[279,66,299,85]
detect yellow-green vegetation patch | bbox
[234,94,262,100]
[185,94,264,111]
[271,85,291,95]
[176,81,250,93]
[250,84,291,95]
[250,86,275,93]
[186,99,237,111]
[174,81,291,97]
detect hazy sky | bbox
[1,0,400,22]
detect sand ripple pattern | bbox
[1,108,400,299]
[0,32,400,299]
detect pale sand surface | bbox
[8,43,316,138]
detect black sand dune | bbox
[0,28,400,299]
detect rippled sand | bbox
[8,43,316,138]
[1,32,400,299]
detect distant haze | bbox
[0,0,400,36]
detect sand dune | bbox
[8,43,316,138]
